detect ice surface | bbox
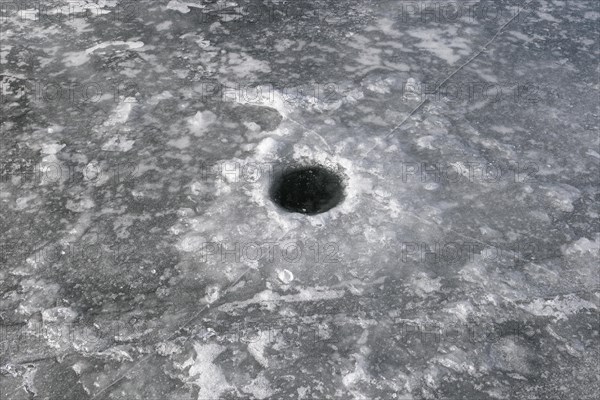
[1,0,598,399]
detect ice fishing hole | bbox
[269,165,345,215]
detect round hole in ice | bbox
[269,165,344,215]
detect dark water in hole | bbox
[270,166,345,215]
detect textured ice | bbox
[1,0,599,399]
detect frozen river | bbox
[1,1,599,399]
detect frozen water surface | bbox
[1,0,599,399]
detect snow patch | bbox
[187,110,217,136]
[521,294,597,320]
[85,40,144,54]
[186,343,232,399]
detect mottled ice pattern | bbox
[1,0,599,399]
